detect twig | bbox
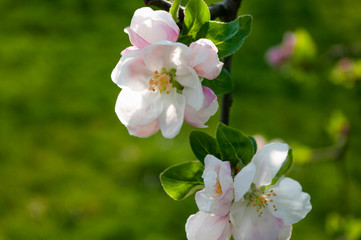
[220,56,233,125]
[143,0,242,21]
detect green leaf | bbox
[183,0,210,37]
[160,161,204,200]
[202,68,233,95]
[170,0,182,22]
[216,123,254,168]
[271,148,293,185]
[198,15,252,58]
[249,136,257,154]
[177,35,194,46]
[189,131,221,163]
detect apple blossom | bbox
[122,7,180,55]
[186,155,233,240]
[231,143,311,240]
[112,40,221,138]
[186,143,312,240]
[265,32,296,67]
[195,155,234,216]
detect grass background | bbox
[1,0,361,239]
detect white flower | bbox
[122,7,180,55]
[112,40,220,138]
[231,143,312,240]
[185,143,312,240]
[186,155,233,240]
[195,155,234,216]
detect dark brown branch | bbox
[220,56,233,125]
[143,0,242,21]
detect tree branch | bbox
[143,0,242,21]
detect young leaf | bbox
[189,131,221,164]
[202,68,233,95]
[160,161,204,200]
[177,35,194,46]
[271,148,293,185]
[198,15,252,58]
[170,0,182,22]
[183,0,210,37]
[216,123,254,168]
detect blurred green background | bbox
[1,0,361,239]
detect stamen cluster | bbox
[149,68,178,94]
[244,184,278,217]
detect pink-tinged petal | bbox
[127,120,160,138]
[203,86,217,108]
[125,27,151,48]
[251,143,290,187]
[115,89,163,127]
[158,91,186,138]
[231,202,280,240]
[277,218,292,240]
[267,177,312,225]
[128,7,179,45]
[186,212,231,240]
[184,100,218,128]
[265,47,284,67]
[185,87,218,128]
[234,162,256,202]
[150,10,180,39]
[142,41,191,71]
[111,49,152,91]
[121,46,139,56]
[190,39,224,80]
[176,66,203,111]
[129,7,155,28]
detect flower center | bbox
[214,179,223,195]
[148,68,181,94]
[244,184,278,217]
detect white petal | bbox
[234,163,256,202]
[267,177,312,224]
[176,66,203,111]
[142,41,191,71]
[111,49,151,91]
[126,120,160,138]
[186,212,231,240]
[196,188,233,216]
[277,220,292,240]
[125,27,151,48]
[230,202,280,240]
[251,143,290,187]
[115,89,163,127]
[158,91,185,138]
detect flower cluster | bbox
[186,143,312,240]
[112,7,223,138]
